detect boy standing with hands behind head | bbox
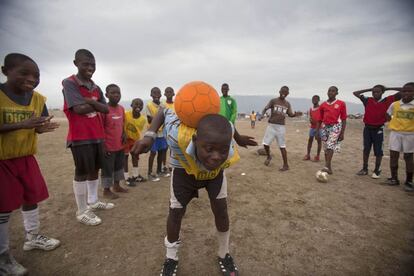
[62,49,114,226]
[0,53,60,275]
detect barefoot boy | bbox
[132,108,256,276]
[124,98,147,186]
[304,95,322,161]
[385,82,414,191]
[353,85,401,178]
[0,53,60,275]
[316,86,347,175]
[62,49,114,226]
[250,111,257,129]
[261,86,302,170]
[101,84,128,199]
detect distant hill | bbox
[119,95,364,115]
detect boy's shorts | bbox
[101,150,125,188]
[0,156,49,212]
[309,128,323,138]
[262,123,286,148]
[169,168,227,209]
[70,143,105,177]
[389,131,414,153]
[123,138,136,154]
[151,137,168,152]
[363,126,384,156]
[321,123,342,152]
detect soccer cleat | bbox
[218,254,239,276]
[160,258,178,276]
[356,169,368,176]
[126,177,137,187]
[159,171,171,178]
[136,174,147,182]
[385,178,400,186]
[76,209,102,226]
[0,251,28,276]
[404,181,414,192]
[303,155,310,161]
[371,170,381,179]
[148,173,161,182]
[23,233,61,251]
[88,201,115,210]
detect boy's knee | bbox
[169,208,186,222]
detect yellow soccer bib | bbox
[389,101,414,132]
[176,123,240,180]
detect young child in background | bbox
[162,87,175,173]
[101,84,127,199]
[303,95,322,161]
[353,85,401,178]
[124,98,147,186]
[0,53,60,275]
[316,86,347,175]
[219,83,237,125]
[145,87,168,181]
[132,107,256,276]
[62,49,114,226]
[250,111,256,129]
[385,82,414,191]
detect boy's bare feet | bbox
[303,154,310,160]
[264,156,272,166]
[103,189,119,199]
[279,166,289,171]
[113,184,128,193]
[321,167,333,175]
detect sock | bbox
[132,167,139,177]
[73,180,88,213]
[21,208,40,240]
[0,212,11,254]
[87,179,99,205]
[164,236,181,261]
[124,172,129,179]
[217,230,230,258]
[407,172,413,183]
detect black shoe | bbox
[126,177,137,187]
[136,174,147,182]
[404,181,414,192]
[356,169,368,176]
[385,177,400,186]
[218,254,239,276]
[160,258,178,276]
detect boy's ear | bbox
[1,66,7,76]
[105,92,109,98]
[73,59,77,67]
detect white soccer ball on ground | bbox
[315,170,328,183]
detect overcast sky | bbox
[1,0,413,108]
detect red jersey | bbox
[309,106,321,128]
[359,95,396,126]
[103,105,125,151]
[319,100,347,125]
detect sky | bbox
[0,0,413,108]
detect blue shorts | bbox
[309,128,322,138]
[363,126,384,156]
[151,137,168,152]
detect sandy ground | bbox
[8,118,414,276]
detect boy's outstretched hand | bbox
[235,134,257,148]
[131,136,154,156]
[21,113,52,129]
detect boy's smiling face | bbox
[401,84,414,103]
[327,86,338,100]
[372,86,383,101]
[194,132,231,170]
[5,60,40,94]
[106,86,121,105]
[164,87,175,100]
[74,55,96,80]
[151,88,161,104]
[131,99,143,113]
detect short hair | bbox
[330,86,338,92]
[197,114,232,142]
[3,53,35,70]
[222,83,229,87]
[131,98,143,105]
[105,83,119,92]
[281,85,289,90]
[403,82,414,88]
[312,95,320,100]
[373,84,385,92]
[165,86,174,92]
[151,87,161,95]
[75,49,94,60]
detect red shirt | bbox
[360,95,396,126]
[103,105,125,151]
[319,100,347,125]
[309,106,321,128]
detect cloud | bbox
[1,0,413,108]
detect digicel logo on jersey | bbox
[3,110,33,124]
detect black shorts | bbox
[101,150,125,188]
[70,143,105,177]
[363,125,384,156]
[169,168,227,209]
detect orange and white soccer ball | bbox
[315,170,328,183]
[174,81,221,128]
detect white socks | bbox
[132,167,139,177]
[124,172,129,179]
[165,236,181,261]
[217,230,230,258]
[0,212,11,254]
[21,207,40,239]
[73,180,88,213]
[87,179,99,205]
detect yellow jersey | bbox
[388,100,414,132]
[124,111,147,141]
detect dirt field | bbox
[8,118,414,276]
